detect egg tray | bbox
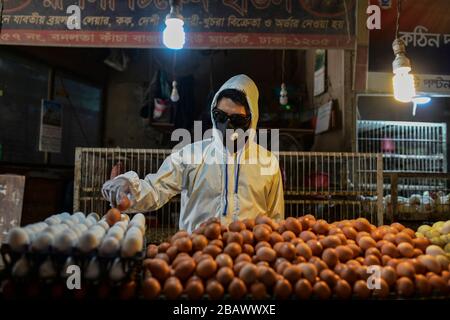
[0,241,146,285]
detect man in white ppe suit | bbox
[102,74,284,233]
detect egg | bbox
[285,217,302,235]
[109,257,126,281]
[174,259,196,281]
[228,277,247,299]
[269,232,284,245]
[240,230,254,245]
[106,225,125,241]
[299,263,318,283]
[204,223,221,240]
[128,221,146,234]
[105,208,121,227]
[130,212,145,225]
[184,278,204,300]
[364,255,381,267]
[296,243,313,260]
[85,257,101,280]
[163,277,183,300]
[417,255,441,274]
[381,242,399,258]
[372,278,390,299]
[256,247,276,263]
[313,281,331,299]
[414,274,431,296]
[396,277,415,297]
[242,244,255,256]
[255,241,271,251]
[206,279,224,300]
[339,264,359,285]
[322,248,339,268]
[283,265,302,284]
[191,234,208,251]
[60,257,75,278]
[39,257,57,279]
[357,236,377,251]
[336,245,354,263]
[412,237,430,252]
[428,275,448,295]
[144,258,170,281]
[307,239,323,256]
[215,253,233,268]
[142,277,161,300]
[253,225,271,242]
[235,253,252,264]
[6,227,30,251]
[353,218,372,233]
[99,236,120,256]
[216,267,234,286]
[396,261,416,279]
[12,256,30,277]
[73,211,86,223]
[54,229,78,253]
[32,232,54,252]
[394,232,412,245]
[174,237,192,253]
[196,258,217,279]
[321,235,341,249]
[115,221,128,231]
[334,279,352,299]
[250,282,267,300]
[300,230,317,242]
[320,269,338,287]
[226,232,244,246]
[97,220,110,231]
[279,242,296,260]
[257,265,277,287]
[353,280,371,299]
[274,278,292,299]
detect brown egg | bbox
[206,279,224,300]
[339,264,359,284]
[174,237,192,253]
[428,275,448,295]
[390,222,404,232]
[396,277,414,297]
[279,242,296,260]
[442,270,450,282]
[290,238,304,246]
[313,281,332,300]
[184,279,204,300]
[105,208,121,226]
[381,255,391,266]
[365,247,382,259]
[215,253,233,268]
[142,277,161,300]
[202,244,221,258]
[310,257,328,273]
[348,243,362,258]
[240,230,254,245]
[280,231,295,242]
[386,258,400,269]
[255,241,271,251]
[144,258,170,281]
[372,278,390,299]
[334,279,352,299]
[347,259,362,267]
[283,265,302,284]
[412,237,429,252]
[250,282,267,300]
[228,278,247,299]
[312,220,330,235]
[225,232,243,246]
[394,232,413,245]
[296,243,313,260]
[255,215,276,230]
[353,218,372,233]
[417,255,441,274]
[256,247,277,263]
[166,246,178,262]
[396,261,415,279]
[253,225,271,242]
[364,255,381,267]
[242,244,254,256]
[299,263,318,283]
[153,253,170,263]
[192,235,208,252]
[328,227,343,236]
[342,226,358,240]
[402,228,415,238]
[194,253,213,264]
[358,236,377,251]
[174,258,196,280]
[322,248,339,268]
[273,242,284,255]
[196,259,217,279]
[293,256,307,264]
[293,278,312,299]
[163,277,183,299]
[204,223,221,240]
[224,243,242,259]
[413,248,423,257]
[336,245,354,262]
[269,232,284,246]
[238,263,258,285]
[320,269,339,287]
[353,280,371,299]
[376,240,389,250]
[284,217,302,235]
[381,242,399,258]
[307,240,323,256]
[321,235,342,249]
[243,218,255,230]
[257,265,277,287]
[233,261,249,274]
[210,239,223,249]
[229,220,246,232]
[216,266,234,286]
[146,244,158,258]
[300,230,317,242]
[414,274,431,296]
[383,233,396,243]
[410,258,426,275]
[274,278,292,299]
[370,229,384,242]
[276,261,292,275]
[235,253,252,264]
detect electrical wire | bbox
[395,0,402,39]
[281,49,285,83]
[172,50,177,81]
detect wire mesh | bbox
[74,148,384,242]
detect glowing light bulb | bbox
[170,81,179,102]
[163,18,185,50]
[279,83,288,105]
[393,66,415,103]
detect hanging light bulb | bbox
[279,83,288,105]
[170,80,179,102]
[163,0,185,50]
[392,39,415,103]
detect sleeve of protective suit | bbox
[267,160,285,221]
[115,150,185,212]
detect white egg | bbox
[73,212,86,223]
[121,229,143,258]
[23,228,36,242]
[87,212,100,221]
[130,213,145,226]
[107,226,124,240]
[78,228,104,253]
[115,221,128,231]
[85,257,101,280]
[62,219,75,227]
[99,237,120,256]
[76,223,88,233]
[39,257,57,279]
[109,258,126,281]
[97,220,110,231]
[6,227,30,251]
[58,212,71,221]
[12,256,30,277]
[121,214,130,222]
[83,218,94,228]
[32,232,54,252]
[54,230,78,253]
[128,221,145,234]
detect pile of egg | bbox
[4,211,146,281]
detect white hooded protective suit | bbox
[116,74,284,232]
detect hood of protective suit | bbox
[210,74,259,131]
[117,75,284,233]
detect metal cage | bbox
[74,148,384,243]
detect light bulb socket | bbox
[392,38,411,72]
[166,0,183,21]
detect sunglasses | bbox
[212,108,251,128]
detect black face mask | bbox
[213,108,251,153]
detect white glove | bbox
[101,177,132,208]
